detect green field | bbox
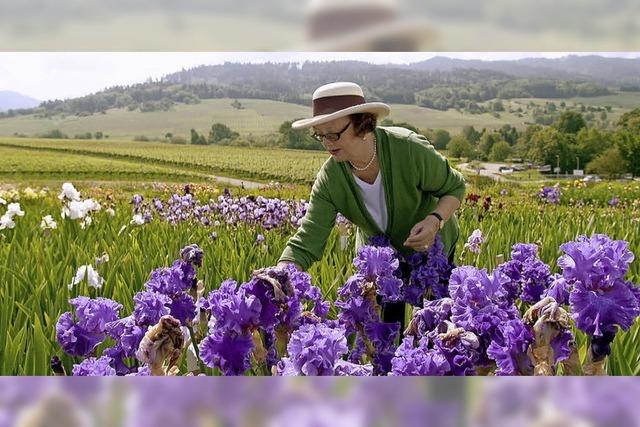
[2,93,636,140]
[0,145,220,182]
[0,137,328,184]
[507,91,640,123]
[0,99,309,138]
[388,104,530,132]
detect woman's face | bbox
[312,117,359,162]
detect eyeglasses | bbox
[311,122,351,142]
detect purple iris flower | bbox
[144,261,195,296]
[56,296,122,357]
[105,315,147,358]
[538,186,561,204]
[199,279,262,335]
[199,330,254,376]
[353,246,399,281]
[133,291,171,327]
[559,234,640,337]
[558,234,635,288]
[390,336,450,376]
[276,323,348,376]
[542,274,571,305]
[72,356,117,376]
[487,318,534,376]
[56,312,105,357]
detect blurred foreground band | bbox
[0,0,638,50]
[1,377,639,427]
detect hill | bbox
[1,93,638,139]
[0,57,624,121]
[402,55,640,86]
[0,91,40,112]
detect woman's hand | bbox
[403,215,440,252]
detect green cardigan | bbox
[278,126,467,271]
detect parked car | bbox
[582,175,602,183]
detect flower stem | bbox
[187,324,207,374]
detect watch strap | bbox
[428,212,445,229]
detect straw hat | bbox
[298,0,435,51]
[291,82,390,130]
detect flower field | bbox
[1,175,639,376]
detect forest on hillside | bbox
[0,61,614,119]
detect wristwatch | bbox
[428,212,445,229]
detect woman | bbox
[276,82,466,327]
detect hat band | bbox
[313,94,365,116]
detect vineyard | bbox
[0,137,328,184]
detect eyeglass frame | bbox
[311,121,351,142]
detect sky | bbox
[1,52,639,102]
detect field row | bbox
[0,145,222,183]
[0,138,329,184]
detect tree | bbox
[489,140,512,162]
[191,129,207,145]
[164,132,173,140]
[615,130,640,177]
[553,111,586,134]
[461,125,481,144]
[617,107,640,133]
[430,129,451,150]
[575,127,609,167]
[94,131,103,140]
[514,124,542,159]
[499,124,519,146]
[479,132,500,157]
[208,123,239,144]
[586,147,627,179]
[492,100,505,112]
[447,136,475,159]
[74,132,92,139]
[40,129,68,139]
[528,127,575,173]
[278,120,323,150]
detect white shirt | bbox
[353,171,388,232]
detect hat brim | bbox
[292,18,435,51]
[291,102,391,130]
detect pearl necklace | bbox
[349,134,377,171]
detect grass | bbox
[387,104,530,133]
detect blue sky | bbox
[1,52,638,102]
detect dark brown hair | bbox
[349,113,377,137]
